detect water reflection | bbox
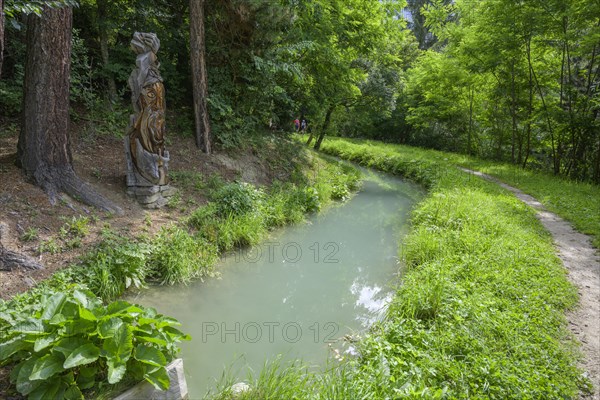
[350,279,394,326]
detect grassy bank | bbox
[0,144,361,399]
[322,138,600,249]
[215,138,589,398]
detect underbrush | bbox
[210,138,588,398]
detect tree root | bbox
[0,247,44,271]
[0,223,44,271]
[36,167,123,215]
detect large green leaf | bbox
[48,313,67,326]
[98,317,123,339]
[163,326,191,341]
[63,343,100,368]
[106,301,143,317]
[107,359,127,384]
[102,323,133,363]
[64,385,84,400]
[34,332,59,352]
[136,335,168,347]
[41,292,67,320]
[0,334,28,360]
[144,367,170,391]
[73,289,101,310]
[62,318,96,336]
[134,344,167,368]
[76,366,97,390]
[29,353,65,380]
[78,306,97,322]
[0,311,15,325]
[12,318,44,334]
[28,378,66,400]
[53,337,89,357]
[16,356,42,395]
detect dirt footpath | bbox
[461,168,600,399]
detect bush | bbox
[75,236,152,302]
[211,182,265,217]
[0,287,189,399]
[147,227,218,285]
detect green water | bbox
[129,170,422,398]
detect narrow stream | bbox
[129,170,422,398]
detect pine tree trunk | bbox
[190,0,212,154]
[17,7,121,214]
[0,0,4,79]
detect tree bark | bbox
[190,0,212,154]
[0,0,4,79]
[313,105,335,151]
[17,7,122,214]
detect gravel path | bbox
[462,168,600,399]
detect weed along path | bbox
[129,170,423,397]
[462,168,600,396]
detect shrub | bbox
[211,182,265,217]
[0,287,189,399]
[147,227,218,285]
[76,237,152,302]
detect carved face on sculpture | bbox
[130,32,160,55]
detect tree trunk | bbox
[523,37,533,168]
[97,0,117,103]
[17,7,122,214]
[190,0,212,154]
[467,85,473,155]
[0,0,4,79]
[510,61,517,164]
[314,105,335,151]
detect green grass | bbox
[456,159,600,249]
[188,156,361,254]
[209,137,590,398]
[321,138,600,248]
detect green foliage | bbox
[400,0,600,182]
[211,182,265,218]
[3,0,78,20]
[60,215,91,239]
[0,80,23,117]
[188,156,361,253]
[147,227,218,286]
[20,227,39,242]
[75,235,152,302]
[38,238,61,255]
[0,287,189,398]
[70,29,97,108]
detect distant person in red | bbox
[294,117,300,132]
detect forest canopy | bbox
[1,0,598,182]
